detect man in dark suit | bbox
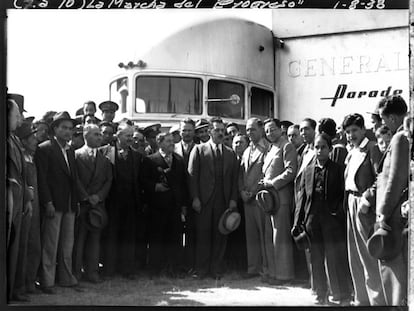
[142,133,187,277]
[342,114,385,306]
[7,97,32,301]
[35,111,81,294]
[100,122,145,279]
[174,118,197,274]
[371,95,409,305]
[74,124,112,283]
[188,117,239,279]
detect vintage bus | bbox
[109,18,276,129]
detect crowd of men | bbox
[6,94,412,306]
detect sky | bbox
[7,9,273,120]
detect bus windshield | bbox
[207,79,244,119]
[135,76,202,114]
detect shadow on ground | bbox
[11,272,316,306]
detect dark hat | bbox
[15,118,37,139]
[143,123,161,137]
[291,225,311,250]
[75,107,84,116]
[86,205,108,232]
[256,188,279,215]
[8,93,26,113]
[99,101,119,112]
[218,208,241,235]
[195,119,209,131]
[367,222,400,261]
[33,119,50,130]
[42,111,57,125]
[50,111,75,129]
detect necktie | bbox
[216,145,222,161]
[165,154,172,167]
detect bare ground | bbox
[12,272,319,306]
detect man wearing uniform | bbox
[99,101,119,124]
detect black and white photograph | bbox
[4,3,413,307]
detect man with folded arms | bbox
[35,111,81,294]
[74,124,112,283]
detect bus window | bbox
[251,87,274,119]
[110,77,129,113]
[135,76,202,114]
[208,80,244,119]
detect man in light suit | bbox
[239,118,269,279]
[188,117,238,279]
[260,118,297,284]
[343,114,385,306]
[74,124,112,283]
[370,95,409,305]
[35,111,81,294]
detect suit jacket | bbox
[239,138,270,197]
[35,138,80,212]
[262,137,297,207]
[376,126,409,219]
[142,151,186,210]
[344,139,381,208]
[99,144,144,207]
[294,158,345,228]
[174,141,195,168]
[331,144,348,166]
[75,145,113,204]
[294,144,316,207]
[188,142,238,207]
[7,135,31,239]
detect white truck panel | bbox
[276,27,409,125]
